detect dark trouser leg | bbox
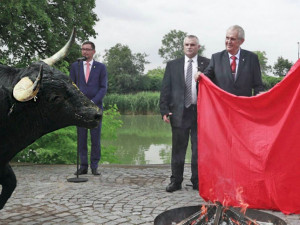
[171,126,189,184]
[0,164,17,210]
[90,120,102,169]
[190,117,198,185]
[77,127,88,169]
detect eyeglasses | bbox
[81,48,94,51]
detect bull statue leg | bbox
[0,164,17,210]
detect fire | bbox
[236,186,249,214]
[200,204,208,216]
[230,217,241,225]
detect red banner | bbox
[197,60,300,214]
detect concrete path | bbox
[0,164,299,225]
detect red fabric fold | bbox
[197,60,300,214]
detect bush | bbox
[103,92,160,114]
[262,74,283,90]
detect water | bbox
[103,115,192,165]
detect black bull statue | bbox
[0,29,102,210]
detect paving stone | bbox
[0,164,298,224]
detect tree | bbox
[158,29,205,62]
[145,67,165,91]
[103,43,149,76]
[273,56,293,77]
[253,51,272,76]
[103,43,149,93]
[0,0,98,67]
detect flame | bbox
[230,218,241,225]
[235,187,249,214]
[222,193,231,207]
[200,205,208,216]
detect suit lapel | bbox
[235,49,245,80]
[80,61,85,84]
[222,52,234,82]
[235,49,245,82]
[197,56,206,72]
[179,57,185,85]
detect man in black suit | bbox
[160,35,210,192]
[196,25,263,96]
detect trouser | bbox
[171,105,198,185]
[77,120,102,169]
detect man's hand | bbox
[163,113,173,123]
[194,71,203,82]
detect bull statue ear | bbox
[13,65,43,102]
[42,28,76,66]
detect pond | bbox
[103,115,192,165]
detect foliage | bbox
[253,51,272,76]
[103,92,160,115]
[12,105,122,164]
[145,67,165,91]
[262,74,283,90]
[0,0,98,67]
[273,56,293,77]
[103,43,149,76]
[146,67,165,77]
[103,43,149,93]
[158,29,205,62]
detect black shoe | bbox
[74,168,87,175]
[166,182,182,192]
[193,183,199,191]
[91,168,100,176]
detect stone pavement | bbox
[0,164,299,225]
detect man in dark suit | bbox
[70,41,108,176]
[196,25,264,96]
[160,35,210,192]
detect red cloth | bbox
[197,60,300,214]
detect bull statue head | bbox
[0,28,102,210]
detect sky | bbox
[90,0,300,74]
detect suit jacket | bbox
[70,60,108,109]
[160,56,210,127]
[203,49,264,96]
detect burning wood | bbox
[154,204,286,225]
[175,202,274,225]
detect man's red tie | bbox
[230,56,237,78]
[86,62,90,82]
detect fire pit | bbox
[154,203,287,225]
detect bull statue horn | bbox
[42,28,76,66]
[13,65,43,102]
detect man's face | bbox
[81,44,95,61]
[225,29,244,55]
[183,38,200,58]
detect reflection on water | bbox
[103,115,191,165]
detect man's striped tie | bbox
[184,59,193,108]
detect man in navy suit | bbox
[196,25,264,96]
[70,41,108,175]
[160,35,210,192]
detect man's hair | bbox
[227,25,245,40]
[183,35,199,45]
[82,41,95,49]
